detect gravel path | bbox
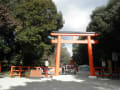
[0,71,120,90]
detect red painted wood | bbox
[87,36,95,76]
[55,36,62,76]
[51,32,98,76]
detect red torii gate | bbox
[51,31,98,77]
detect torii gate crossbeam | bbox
[51,31,98,77]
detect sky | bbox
[53,0,108,56]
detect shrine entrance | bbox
[51,31,98,77]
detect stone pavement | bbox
[0,71,120,90]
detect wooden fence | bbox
[10,66,55,78]
[94,67,120,78]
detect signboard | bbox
[45,60,49,66]
[102,60,106,67]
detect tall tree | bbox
[60,44,71,65]
[0,4,18,68]
[72,38,89,65]
[13,0,63,65]
[87,0,120,63]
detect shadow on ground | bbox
[10,71,120,90]
[74,71,120,89]
[1,71,120,90]
[0,73,5,78]
[10,80,101,90]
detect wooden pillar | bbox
[87,36,95,76]
[27,66,30,78]
[55,35,61,76]
[19,66,22,77]
[45,67,48,77]
[10,66,13,77]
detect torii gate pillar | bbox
[87,36,95,76]
[51,31,98,77]
[55,35,62,76]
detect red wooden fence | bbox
[10,66,55,78]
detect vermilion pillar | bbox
[55,35,62,76]
[51,32,98,77]
[87,36,95,76]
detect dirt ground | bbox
[0,71,120,90]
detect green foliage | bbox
[0,5,16,60]
[13,0,63,65]
[60,44,70,65]
[87,0,120,62]
[72,38,89,65]
[0,0,63,69]
[0,5,18,71]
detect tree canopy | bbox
[72,38,89,65]
[73,0,120,65]
[0,0,63,68]
[60,44,70,65]
[87,0,120,61]
[14,0,63,65]
[0,5,18,68]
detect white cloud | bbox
[53,0,108,32]
[63,7,91,32]
[53,0,108,56]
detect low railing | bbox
[10,66,55,78]
[10,66,30,77]
[94,67,120,78]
